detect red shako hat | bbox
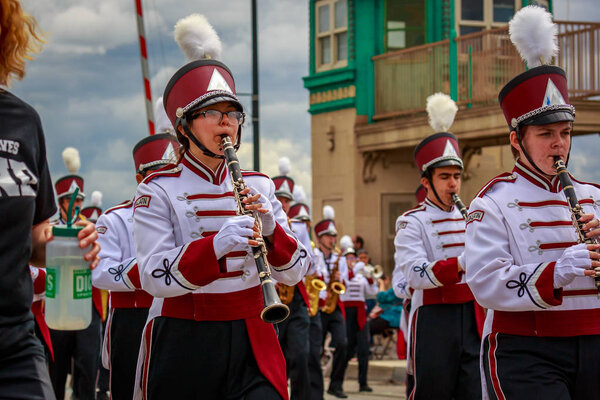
[133,133,180,173]
[289,185,311,221]
[80,190,102,221]
[314,205,337,237]
[499,6,574,129]
[55,147,85,200]
[272,157,294,200]
[414,93,463,176]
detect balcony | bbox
[358,21,600,151]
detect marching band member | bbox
[92,125,179,399]
[313,206,349,398]
[49,148,104,400]
[339,246,378,393]
[289,189,325,400]
[29,265,53,362]
[392,185,426,397]
[465,6,600,399]
[132,15,307,400]
[272,157,311,400]
[393,94,483,400]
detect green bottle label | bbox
[46,268,56,299]
[73,269,92,299]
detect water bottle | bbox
[45,189,92,330]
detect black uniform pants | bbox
[0,320,56,400]
[109,307,149,400]
[277,288,310,400]
[49,307,102,400]
[345,306,370,386]
[308,312,324,400]
[145,316,281,400]
[320,307,347,391]
[483,333,600,400]
[410,302,481,400]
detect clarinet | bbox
[451,193,469,221]
[220,135,290,323]
[554,156,600,296]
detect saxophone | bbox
[321,249,346,314]
[305,273,326,317]
[220,135,290,323]
[554,156,600,296]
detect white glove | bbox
[554,243,591,288]
[248,187,277,236]
[213,215,254,259]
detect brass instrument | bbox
[305,274,326,317]
[321,250,346,314]
[554,156,600,296]
[277,284,295,305]
[220,135,290,323]
[451,193,469,221]
[360,264,384,279]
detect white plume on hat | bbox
[323,205,335,220]
[426,93,458,133]
[278,157,291,176]
[340,235,353,251]
[62,147,81,174]
[509,5,558,68]
[155,97,175,134]
[293,185,306,202]
[175,14,222,61]
[91,191,102,207]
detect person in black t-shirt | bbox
[0,1,100,398]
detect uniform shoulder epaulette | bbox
[571,176,600,191]
[241,170,269,179]
[400,204,426,217]
[141,164,182,184]
[105,200,133,215]
[476,172,516,198]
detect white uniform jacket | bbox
[340,261,378,330]
[93,200,153,369]
[313,248,349,303]
[466,159,600,338]
[291,219,314,272]
[394,198,479,373]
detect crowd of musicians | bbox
[3,3,600,400]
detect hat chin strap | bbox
[425,172,451,209]
[516,125,572,176]
[181,118,241,160]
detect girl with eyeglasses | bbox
[131,14,307,400]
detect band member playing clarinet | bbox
[132,15,307,400]
[393,93,484,400]
[465,7,600,400]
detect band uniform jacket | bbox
[313,248,349,307]
[131,153,308,400]
[394,198,481,374]
[92,200,153,368]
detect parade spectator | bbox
[0,2,99,397]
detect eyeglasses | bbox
[191,109,245,125]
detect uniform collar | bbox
[513,159,561,193]
[424,198,455,213]
[181,150,227,185]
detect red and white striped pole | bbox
[134,0,154,135]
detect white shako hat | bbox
[272,157,295,200]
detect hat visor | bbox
[275,191,294,200]
[429,159,463,170]
[192,94,243,112]
[522,110,574,126]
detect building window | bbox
[457,0,521,36]
[316,0,348,71]
[386,0,425,51]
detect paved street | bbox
[324,359,407,400]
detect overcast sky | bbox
[10,0,600,211]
